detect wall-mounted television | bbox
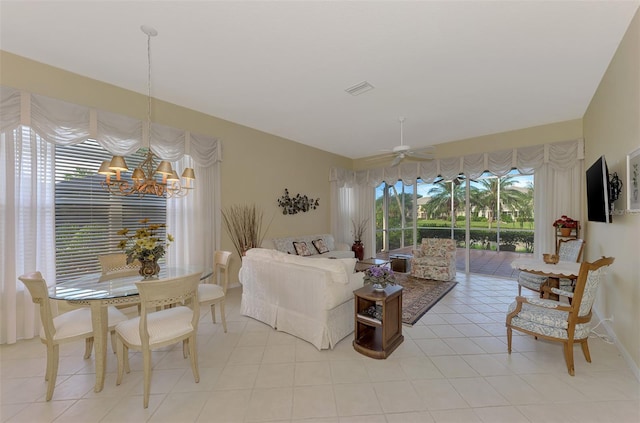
[586,155,611,223]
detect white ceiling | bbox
[1,1,638,159]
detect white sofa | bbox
[239,248,364,349]
[261,233,354,259]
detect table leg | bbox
[541,277,560,301]
[91,302,108,392]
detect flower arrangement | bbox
[363,266,396,289]
[553,215,578,229]
[117,218,173,264]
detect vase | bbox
[372,283,385,292]
[560,228,572,237]
[352,241,364,261]
[139,258,160,279]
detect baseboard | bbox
[593,309,640,382]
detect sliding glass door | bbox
[375,170,534,275]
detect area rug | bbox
[395,273,458,326]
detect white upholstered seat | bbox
[115,272,201,408]
[507,256,614,375]
[19,271,128,401]
[198,250,232,332]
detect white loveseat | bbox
[261,233,354,259]
[239,248,363,349]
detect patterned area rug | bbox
[396,273,458,326]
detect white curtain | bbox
[0,129,56,343]
[0,86,221,344]
[329,168,375,257]
[534,164,585,259]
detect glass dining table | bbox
[48,265,213,393]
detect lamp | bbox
[100,25,195,198]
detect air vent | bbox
[345,81,375,96]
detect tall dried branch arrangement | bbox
[221,204,270,257]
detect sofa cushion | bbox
[293,241,312,256]
[312,239,330,254]
[271,234,337,255]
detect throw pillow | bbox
[293,241,312,256]
[312,239,330,254]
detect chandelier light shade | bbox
[100,25,195,198]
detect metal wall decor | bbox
[277,188,319,215]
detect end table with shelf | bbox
[353,284,403,359]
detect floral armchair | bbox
[410,238,456,281]
[507,256,614,375]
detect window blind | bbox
[54,139,166,282]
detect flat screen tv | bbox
[586,155,611,223]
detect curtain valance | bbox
[0,86,221,167]
[331,139,584,187]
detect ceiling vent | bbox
[345,81,375,96]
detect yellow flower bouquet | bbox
[117,218,173,265]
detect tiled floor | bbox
[2,273,639,422]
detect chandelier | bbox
[99,25,195,198]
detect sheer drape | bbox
[330,139,585,262]
[1,86,221,344]
[1,129,56,343]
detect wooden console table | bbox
[353,284,403,359]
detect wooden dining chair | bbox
[19,271,129,401]
[507,256,614,375]
[114,272,201,408]
[199,250,232,332]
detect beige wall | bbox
[0,51,353,280]
[583,9,640,371]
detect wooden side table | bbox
[353,284,403,359]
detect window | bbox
[54,140,166,282]
[375,181,415,252]
[375,170,535,273]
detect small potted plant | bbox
[363,266,396,292]
[553,215,578,237]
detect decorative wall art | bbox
[277,188,319,215]
[627,147,640,211]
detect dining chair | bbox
[517,238,585,296]
[114,272,201,408]
[507,256,614,375]
[199,250,232,332]
[98,253,140,279]
[18,271,129,401]
[98,253,142,316]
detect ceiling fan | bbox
[377,117,434,167]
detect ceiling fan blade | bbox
[364,152,394,161]
[406,151,434,160]
[390,155,403,167]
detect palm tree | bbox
[471,175,521,228]
[513,182,534,229]
[423,181,465,223]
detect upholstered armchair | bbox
[507,256,614,376]
[410,238,457,281]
